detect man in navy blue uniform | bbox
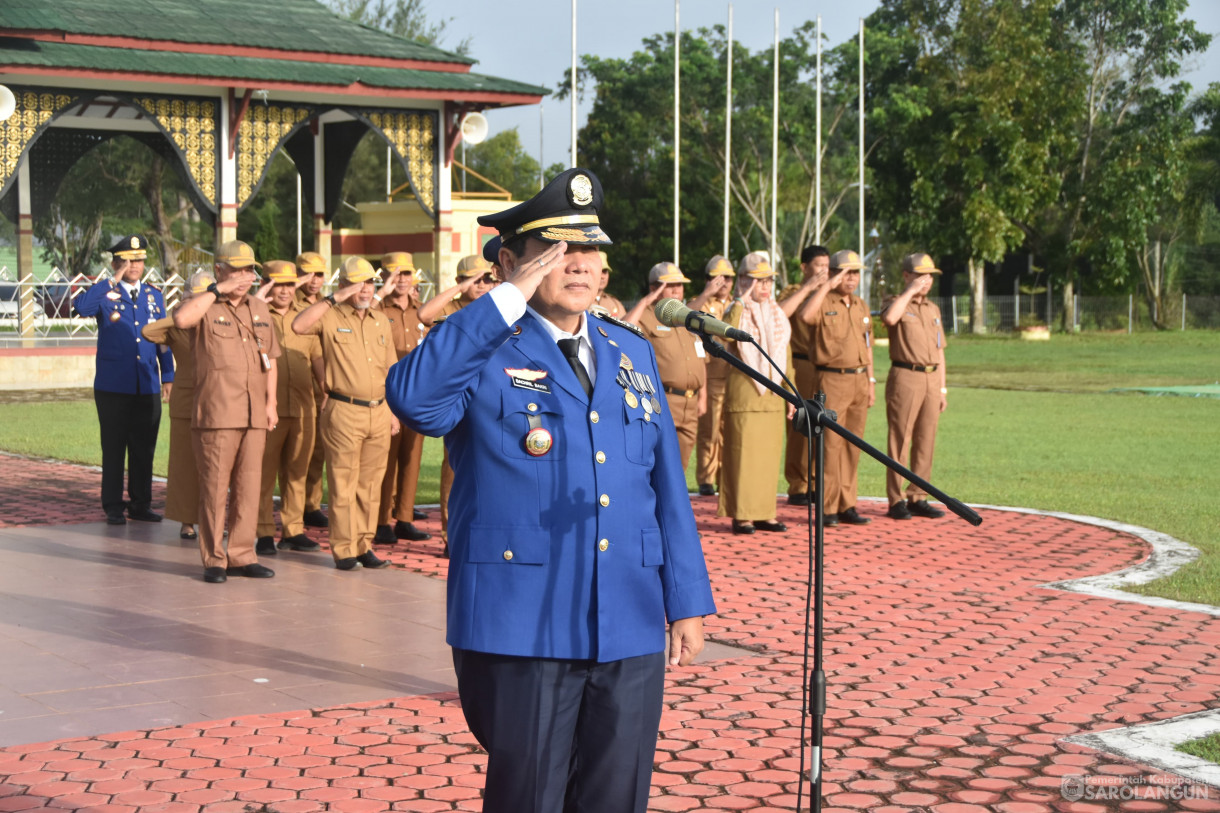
[75,235,174,525]
[387,169,716,813]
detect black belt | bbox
[793,352,810,361]
[892,361,939,373]
[816,365,867,375]
[663,385,700,398]
[328,391,384,407]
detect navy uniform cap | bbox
[482,235,502,265]
[478,167,612,247]
[110,235,148,260]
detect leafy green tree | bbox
[1041,0,1210,328]
[860,0,1081,333]
[460,129,544,202]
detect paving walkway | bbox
[0,452,1217,812]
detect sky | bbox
[440,0,1220,172]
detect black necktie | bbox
[558,338,593,397]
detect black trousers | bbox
[94,390,161,516]
[453,648,666,813]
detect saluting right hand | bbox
[504,240,569,302]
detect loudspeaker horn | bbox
[460,111,489,145]
[0,86,16,123]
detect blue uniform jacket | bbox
[386,294,716,662]
[75,281,174,395]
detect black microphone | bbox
[654,298,754,342]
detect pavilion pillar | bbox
[433,137,456,292]
[16,160,35,342]
[313,124,332,273]
[216,90,238,250]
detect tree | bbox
[461,129,545,202]
[325,0,471,55]
[861,0,1081,333]
[1043,0,1210,328]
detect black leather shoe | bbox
[255,536,277,556]
[909,499,946,518]
[755,520,788,532]
[373,525,397,545]
[278,534,320,551]
[106,513,127,526]
[698,483,717,497]
[840,507,871,525]
[823,513,840,527]
[335,557,359,570]
[127,508,162,522]
[394,521,431,541]
[357,551,390,569]
[303,509,329,528]
[887,500,912,520]
[227,563,275,578]
[786,493,811,506]
[203,567,227,583]
[413,508,427,521]
[732,521,755,535]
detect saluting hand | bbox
[503,240,569,303]
[332,283,363,303]
[254,280,274,302]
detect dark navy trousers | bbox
[453,648,666,813]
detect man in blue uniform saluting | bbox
[387,168,716,813]
[75,235,174,525]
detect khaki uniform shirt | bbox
[192,296,281,429]
[269,302,322,418]
[437,297,469,321]
[296,291,326,400]
[300,302,396,402]
[883,296,945,366]
[142,318,196,421]
[692,294,732,382]
[638,306,707,394]
[778,283,816,359]
[810,292,872,368]
[377,297,427,359]
[594,292,626,318]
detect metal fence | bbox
[0,265,438,345]
[932,293,1220,333]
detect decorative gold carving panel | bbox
[367,111,436,211]
[133,95,219,206]
[0,90,78,192]
[237,104,310,207]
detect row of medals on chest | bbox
[106,288,161,321]
[522,338,665,458]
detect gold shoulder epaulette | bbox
[593,310,644,338]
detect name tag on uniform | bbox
[654,325,672,332]
[505,367,551,393]
[693,341,706,358]
[337,327,352,334]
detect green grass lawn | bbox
[1,331,1217,604]
[1178,732,1220,763]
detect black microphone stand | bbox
[698,333,982,812]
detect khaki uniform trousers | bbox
[440,448,453,540]
[885,368,941,505]
[695,369,728,487]
[379,425,425,525]
[815,370,870,515]
[165,416,198,525]
[257,414,315,538]
[304,390,326,512]
[665,390,700,471]
[784,358,819,497]
[193,427,266,569]
[322,399,391,560]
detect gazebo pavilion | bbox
[0,0,545,338]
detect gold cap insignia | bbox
[130,236,139,249]
[570,173,593,206]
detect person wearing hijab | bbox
[717,252,795,534]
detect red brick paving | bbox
[0,452,1218,811]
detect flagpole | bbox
[858,18,865,304]
[571,0,578,167]
[815,14,822,245]
[674,0,681,267]
[770,8,779,267]
[723,3,733,258]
